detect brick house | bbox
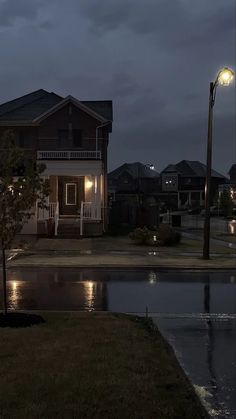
[0,89,113,236]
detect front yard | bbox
[14,234,235,255]
[0,313,208,419]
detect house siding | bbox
[38,104,106,155]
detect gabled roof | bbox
[0,89,51,117]
[0,89,113,124]
[162,160,226,179]
[109,162,160,179]
[82,100,113,121]
[229,164,236,174]
[0,90,62,122]
[33,95,108,123]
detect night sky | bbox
[0,0,235,175]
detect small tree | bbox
[219,189,234,217]
[0,131,49,314]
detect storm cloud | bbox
[0,0,43,26]
[0,0,235,175]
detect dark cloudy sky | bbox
[0,0,235,175]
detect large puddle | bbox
[1,268,236,418]
[0,268,235,313]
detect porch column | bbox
[177,192,181,209]
[188,192,192,206]
[96,175,102,220]
[91,175,96,219]
[200,191,204,206]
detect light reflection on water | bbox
[5,275,108,312]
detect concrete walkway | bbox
[7,251,236,270]
[4,235,236,270]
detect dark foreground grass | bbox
[0,313,208,419]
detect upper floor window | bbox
[73,129,82,148]
[18,130,31,148]
[58,129,82,148]
[58,130,69,148]
[19,132,25,148]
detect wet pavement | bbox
[182,231,236,249]
[0,268,235,418]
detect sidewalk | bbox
[6,235,236,270]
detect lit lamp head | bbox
[217,67,234,86]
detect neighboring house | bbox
[161,160,227,209]
[108,162,160,228]
[229,164,236,185]
[0,89,113,236]
[227,164,236,203]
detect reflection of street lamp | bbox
[203,67,234,260]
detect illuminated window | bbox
[66,183,77,205]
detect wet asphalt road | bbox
[0,268,235,418]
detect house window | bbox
[183,178,192,184]
[73,129,82,148]
[66,183,77,205]
[58,130,69,148]
[19,132,25,148]
[18,130,30,148]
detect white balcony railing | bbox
[37,202,57,220]
[37,150,101,160]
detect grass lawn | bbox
[0,313,208,419]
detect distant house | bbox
[108,162,160,228]
[0,89,113,236]
[229,164,236,185]
[161,160,227,209]
[227,164,236,202]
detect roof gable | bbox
[229,164,236,174]
[0,90,113,124]
[162,160,226,179]
[109,162,159,179]
[33,95,108,123]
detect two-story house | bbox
[0,89,113,236]
[226,164,236,203]
[161,160,227,209]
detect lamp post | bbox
[203,67,234,259]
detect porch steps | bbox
[57,219,81,237]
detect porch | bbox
[37,174,104,237]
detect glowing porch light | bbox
[85,179,93,190]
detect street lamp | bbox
[203,67,234,259]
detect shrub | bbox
[129,224,181,246]
[129,227,156,245]
[157,224,181,246]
